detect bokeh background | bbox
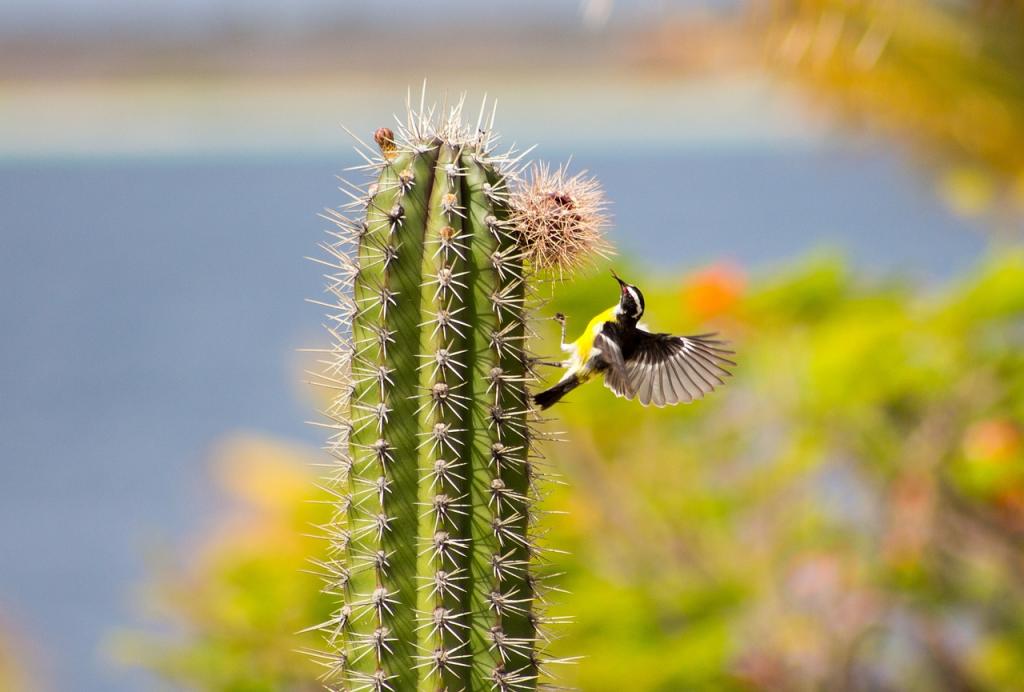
[3,0,1024,689]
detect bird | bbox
[532,270,735,409]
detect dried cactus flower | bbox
[509,162,612,278]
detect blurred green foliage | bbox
[123,253,1024,690]
[544,255,1024,690]
[765,0,1024,225]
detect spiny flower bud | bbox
[509,162,612,278]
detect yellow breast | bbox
[572,305,618,366]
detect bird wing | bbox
[593,328,631,396]
[615,331,735,407]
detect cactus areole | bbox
[311,97,606,690]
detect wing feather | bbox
[679,350,716,392]
[682,358,714,394]
[616,331,734,407]
[664,359,690,403]
[594,329,633,399]
[654,364,669,407]
[673,358,701,402]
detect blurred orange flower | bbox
[681,262,746,321]
[962,419,1022,464]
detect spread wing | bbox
[606,330,735,407]
[593,329,631,396]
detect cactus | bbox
[308,96,607,691]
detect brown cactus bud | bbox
[373,127,397,160]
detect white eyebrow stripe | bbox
[625,286,643,317]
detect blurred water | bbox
[0,147,985,690]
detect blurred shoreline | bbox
[0,18,832,159]
[1,15,753,80]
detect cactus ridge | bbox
[310,94,568,691]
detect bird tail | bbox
[533,374,581,410]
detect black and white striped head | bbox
[612,270,645,320]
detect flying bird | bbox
[533,270,735,409]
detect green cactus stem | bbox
[308,98,603,691]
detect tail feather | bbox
[533,375,581,410]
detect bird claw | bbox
[553,312,566,324]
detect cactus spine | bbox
[312,99,564,691]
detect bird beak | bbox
[610,268,627,292]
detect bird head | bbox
[611,269,645,320]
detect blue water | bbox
[0,147,985,690]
